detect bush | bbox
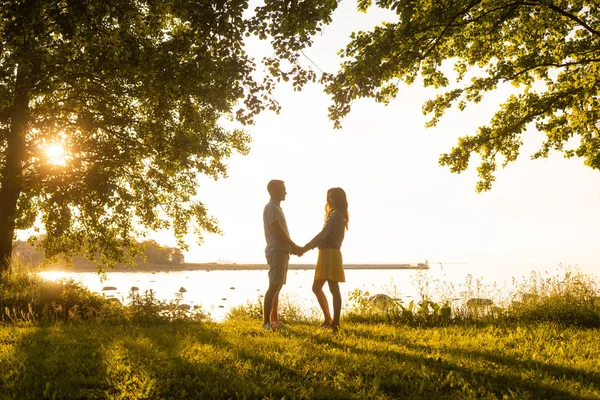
[226,295,264,321]
[345,289,453,327]
[124,289,209,323]
[0,261,106,322]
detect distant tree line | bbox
[138,240,184,265]
[13,239,184,266]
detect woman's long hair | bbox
[325,187,349,230]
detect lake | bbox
[38,263,535,320]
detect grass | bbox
[1,261,599,399]
[0,320,599,399]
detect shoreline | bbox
[42,262,429,273]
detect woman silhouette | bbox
[302,187,349,332]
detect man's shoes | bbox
[270,321,285,330]
[262,321,285,330]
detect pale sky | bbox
[147,1,600,280]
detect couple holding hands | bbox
[263,179,349,332]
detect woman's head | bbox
[326,187,349,230]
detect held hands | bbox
[290,244,303,256]
[290,244,309,257]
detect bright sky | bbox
[146,2,599,280]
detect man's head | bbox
[267,180,286,201]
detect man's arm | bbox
[270,220,302,254]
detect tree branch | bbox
[421,0,483,59]
[542,1,600,38]
[503,58,600,81]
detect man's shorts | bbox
[266,252,290,285]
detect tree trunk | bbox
[0,65,29,273]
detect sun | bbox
[45,143,67,166]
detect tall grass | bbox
[226,292,319,323]
[506,268,600,326]
[343,266,600,328]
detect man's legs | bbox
[263,283,282,326]
[312,279,332,327]
[270,285,283,323]
[263,252,289,328]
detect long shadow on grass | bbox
[112,322,255,398]
[6,320,359,399]
[7,323,109,399]
[121,321,358,399]
[410,339,600,394]
[289,325,589,399]
[347,325,600,395]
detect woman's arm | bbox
[304,211,341,251]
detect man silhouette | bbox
[262,179,301,330]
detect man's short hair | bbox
[267,180,284,197]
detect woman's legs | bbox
[312,279,332,327]
[327,280,342,331]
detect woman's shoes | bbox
[270,321,285,330]
[319,321,332,329]
[318,320,339,332]
[262,321,285,330]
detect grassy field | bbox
[1,263,599,399]
[0,319,599,399]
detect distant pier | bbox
[44,262,429,272]
[185,263,429,271]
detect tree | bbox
[136,239,183,265]
[0,0,338,273]
[323,0,600,192]
[169,247,184,264]
[139,240,168,264]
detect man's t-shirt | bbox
[263,200,291,257]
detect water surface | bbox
[40,263,524,320]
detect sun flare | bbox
[45,143,67,166]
